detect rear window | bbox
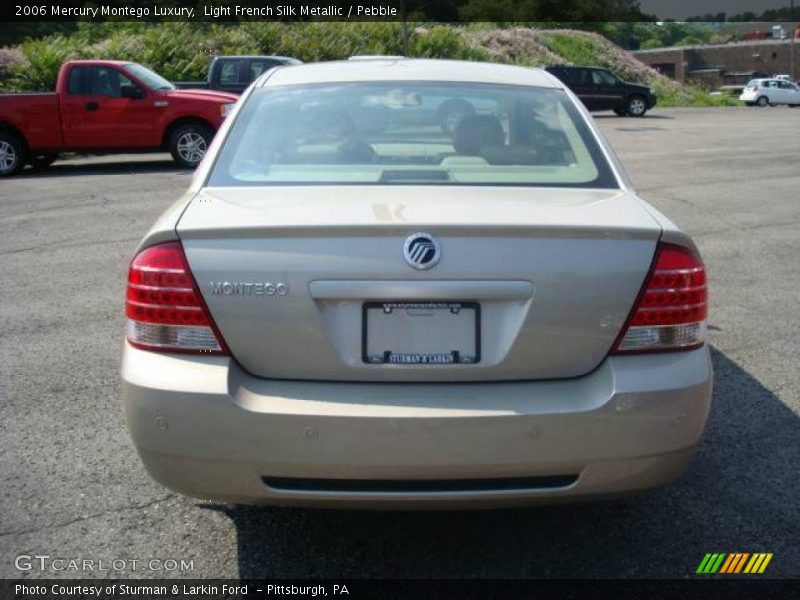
[67,66,90,95]
[208,81,617,188]
[250,60,278,81]
[218,60,239,85]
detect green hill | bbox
[0,22,735,106]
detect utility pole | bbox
[401,0,409,57]
[792,0,796,81]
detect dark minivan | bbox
[545,65,657,117]
[175,55,302,95]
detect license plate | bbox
[362,301,480,365]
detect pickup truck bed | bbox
[0,93,63,149]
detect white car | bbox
[740,78,800,107]
[121,59,712,508]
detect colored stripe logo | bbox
[696,553,773,574]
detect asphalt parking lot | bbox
[1,107,798,579]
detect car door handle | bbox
[84,102,99,111]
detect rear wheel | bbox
[28,153,59,169]
[756,96,769,107]
[0,131,26,177]
[169,123,213,169]
[626,95,648,117]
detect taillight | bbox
[125,241,228,354]
[612,242,707,354]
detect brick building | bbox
[632,34,800,88]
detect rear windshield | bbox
[207,81,618,188]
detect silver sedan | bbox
[121,59,711,508]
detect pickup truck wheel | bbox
[169,124,213,168]
[29,153,59,169]
[0,132,26,177]
[626,95,648,117]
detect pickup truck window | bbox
[96,67,134,97]
[123,63,175,91]
[67,66,136,97]
[67,66,91,95]
[250,60,277,80]
[218,61,238,85]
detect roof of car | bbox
[64,60,130,66]
[259,59,562,88]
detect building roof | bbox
[633,38,798,55]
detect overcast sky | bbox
[639,0,790,20]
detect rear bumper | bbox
[121,344,712,508]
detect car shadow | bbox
[207,347,799,578]
[615,126,667,132]
[594,113,674,120]
[17,158,185,179]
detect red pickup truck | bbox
[0,60,238,176]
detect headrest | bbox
[453,115,505,155]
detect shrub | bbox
[10,38,73,91]
[412,26,487,60]
[0,22,743,108]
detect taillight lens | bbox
[612,243,707,354]
[125,241,228,354]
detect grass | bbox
[0,23,741,107]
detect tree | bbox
[457,0,648,22]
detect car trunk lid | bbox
[177,186,662,381]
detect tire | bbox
[626,95,648,117]
[0,130,26,177]
[28,152,59,169]
[614,108,628,117]
[437,98,476,135]
[756,96,769,107]
[168,122,213,169]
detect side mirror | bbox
[121,85,145,99]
